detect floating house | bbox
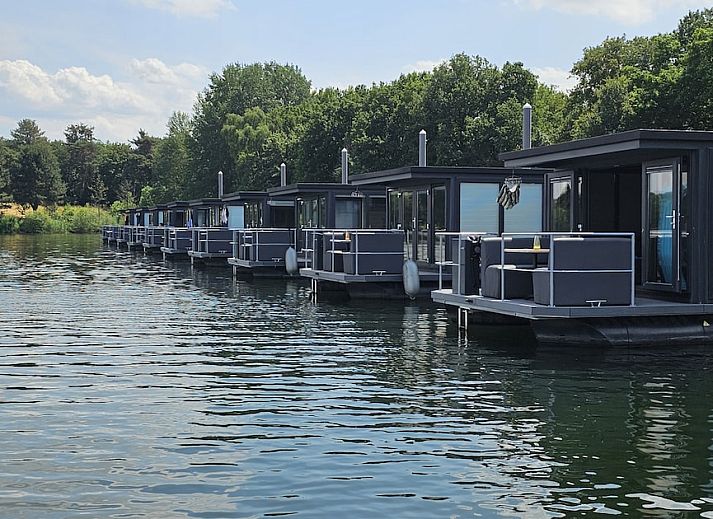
[142,204,167,253]
[433,129,713,346]
[300,139,550,299]
[228,163,386,278]
[160,201,191,259]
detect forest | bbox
[0,8,711,211]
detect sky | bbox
[0,0,710,142]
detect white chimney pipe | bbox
[217,170,224,198]
[418,130,427,167]
[522,103,532,150]
[280,163,287,186]
[341,148,349,184]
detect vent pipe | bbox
[522,103,532,150]
[217,170,224,198]
[418,129,427,167]
[341,148,349,184]
[280,163,287,186]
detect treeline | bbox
[0,8,711,209]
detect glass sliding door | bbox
[403,191,414,259]
[416,190,429,262]
[433,187,446,262]
[644,161,681,290]
[549,176,572,231]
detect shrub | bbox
[0,214,20,234]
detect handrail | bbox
[435,231,495,291]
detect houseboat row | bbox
[103,125,713,347]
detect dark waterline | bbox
[1,234,713,518]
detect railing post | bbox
[500,236,505,301]
[549,234,555,308]
[630,232,635,306]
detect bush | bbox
[0,214,20,234]
[0,205,118,234]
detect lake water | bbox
[1,234,713,518]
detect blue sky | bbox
[0,0,709,142]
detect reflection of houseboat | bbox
[301,151,550,299]
[433,130,713,346]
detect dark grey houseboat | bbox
[301,161,549,299]
[160,201,191,259]
[185,198,233,265]
[229,163,386,278]
[142,203,167,253]
[433,129,713,346]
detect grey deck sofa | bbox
[480,236,549,299]
[532,237,633,306]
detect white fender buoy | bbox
[403,259,420,299]
[285,246,298,274]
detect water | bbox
[1,235,713,518]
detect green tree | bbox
[190,61,311,195]
[0,138,16,197]
[151,112,192,201]
[10,137,65,209]
[349,72,429,172]
[62,123,105,204]
[10,119,44,145]
[96,143,132,204]
[123,129,157,201]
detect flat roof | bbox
[267,182,384,197]
[166,201,190,208]
[188,197,222,207]
[500,129,713,168]
[349,165,552,186]
[222,190,267,201]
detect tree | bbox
[96,143,132,204]
[0,138,16,197]
[190,61,311,195]
[151,112,192,201]
[10,138,65,209]
[122,129,158,201]
[61,123,105,204]
[11,119,44,146]
[349,72,429,172]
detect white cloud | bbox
[510,0,709,24]
[531,66,577,92]
[129,58,208,85]
[402,59,446,74]
[128,0,235,18]
[0,58,207,142]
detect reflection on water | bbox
[1,235,713,517]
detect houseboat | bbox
[160,201,191,259]
[142,204,167,253]
[185,198,233,266]
[229,163,386,278]
[300,140,551,299]
[432,129,713,346]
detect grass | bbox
[0,204,119,234]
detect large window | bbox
[227,205,244,229]
[433,187,447,262]
[459,183,499,233]
[365,196,386,229]
[504,184,542,233]
[245,201,263,228]
[335,197,362,229]
[299,196,326,229]
[388,191,400,229]
[550,178,572,231]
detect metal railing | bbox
[437,231,636,308]
[232,228,295,264]
[163,227,192,252]
[302,228,405,275]
[435,232,495,290]
[189,227,232,254]
[500,232,635,307]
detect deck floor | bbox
[432,289,713,319]
[301,268,447,284]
